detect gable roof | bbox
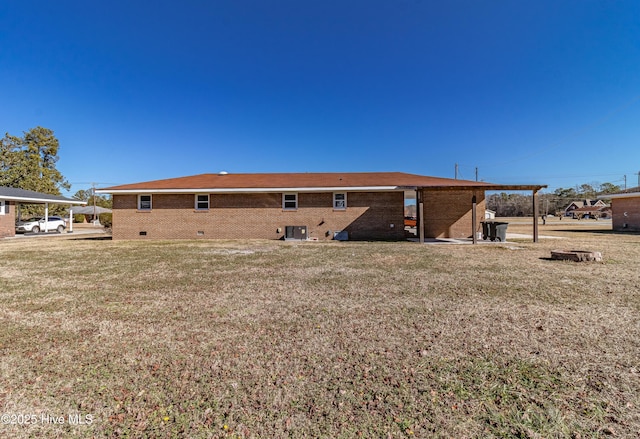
[0,187,86,205]
[565,199,607,210]
[98,172,545,194]
[572,205,610,213]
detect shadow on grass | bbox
[549,228,640,236]
[74,235,113,241]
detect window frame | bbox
[0,199,5,215]
[282,192,298,210]
[195,194,210,210]
[333,192,347,210]
[138,194,152,211]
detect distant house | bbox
[97,172,545,241]
[564,199,608,218]
[0,187,86,238]
[484,209,496,220]
[602,187,640,232]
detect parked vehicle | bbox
[15,216,67,234]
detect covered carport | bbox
[70,205,112,225]
[0,187,86,238]
[411,184,547,244]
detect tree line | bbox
[486,182,621,217]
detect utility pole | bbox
[475,167,478,182]
[455,163,458,179]
[92,183,97,225]
[637,170,640,189]
[624,175,627,190]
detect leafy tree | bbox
[0,127,69,193]
[0,134,25,188]
[73,189,112,208]
[598,182,620,195]
[577,183,596,199]
[554,187,577,199]
[1,127,70,216]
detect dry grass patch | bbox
[0,233,639,438]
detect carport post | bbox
[532,190,539,243]
[472,195,477,244]
[69,208,73,233]
[417,189,424,244]
[44,203,49,233]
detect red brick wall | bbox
[112,192,405,240]
[0,201,15,238]
[612,197,640,232]
[420,189,485,238]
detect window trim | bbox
[0,199,5,215]
[282,192,298,210]
[333,192,347,210]
[195,194,210,210]
[138,194,152,210]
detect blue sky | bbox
[2,0,640,196]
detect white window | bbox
[0,200,6,215]
[195,194,209,210]
[138,195,152,210]
[283,193,298,210]
[333,192,347,210]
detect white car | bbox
[15,216,67,234]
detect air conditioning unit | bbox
[285,225,308,240]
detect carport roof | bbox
[0,187,86,205]
[71,206,112,214]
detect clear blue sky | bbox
[2,0,640,196]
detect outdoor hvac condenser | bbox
[285,226,308,240]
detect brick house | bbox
[97,172,545,241]
[0,187,86,238]
[604,187,640,232]
[564,199,608,218]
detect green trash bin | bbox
[493,222,509,242]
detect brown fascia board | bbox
[419,184,547,191]
[604,191,640,199]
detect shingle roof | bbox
[573,205,610,213]
[99,172,499,192]
[0,187,86,204]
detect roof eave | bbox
[601,192,640,199]
[0,195,87,205]
[97,186,402,194]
